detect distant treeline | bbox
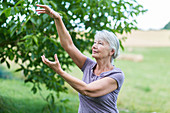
[163,21,170,29]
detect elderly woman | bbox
[36,4,124,113]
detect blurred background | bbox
[0,0,170,113]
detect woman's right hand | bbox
[41,54,64,75]
[36,4,60,19]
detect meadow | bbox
[0,46,170,113]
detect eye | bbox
[99,42,103,45]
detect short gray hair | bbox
[94,30,120,64]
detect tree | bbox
[0,0,147,111]
[163,21,170,30]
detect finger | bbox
[43,55,49,63]
[41,55,46,64]
[36,4,48,8]
[41,56,43,61]
[54,54,59,63]
[37,11,47,14]
[41,55,49,65]
[36,9,52,15]
[36,9,46,11]
[36,4,51,11]
[45,58,50,63]
[41,55,47,63]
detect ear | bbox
[110,49,115,56]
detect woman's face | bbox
[92,39,113,60]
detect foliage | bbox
[0,0,147,111]
[163,21,170,29]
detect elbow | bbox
[78,84,99,97]
[80,90,88,96]
[61,42,74,50]
[80,88,97,98]
[81,91,97,98]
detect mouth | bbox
[92,50,98,54]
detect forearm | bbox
[54,18,73,49]
[36,5,73,50]
[58,71,87,95]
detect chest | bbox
[82,69,102,84]
[93,69,103,76]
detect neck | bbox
[95,58,114,73]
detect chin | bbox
[92,53,95,57]
[92,54,99,59]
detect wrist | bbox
[55,68,64,75]
[54,15,62,21]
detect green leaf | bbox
[119,39,124,51]
[0,10,3,16]
[0,7,11,17]
[40,0,49,5]
[60,98,69,103]
[24,69,28,75]
[6,61,10,69]
[31,53,35,60]
[11,7,15,15]
[4,8,11,17]
[9,53,14,60]
[15,68,23,72]
[49,1,57,9]
[1,58,5,63]
[31,85,37,94]
[42,14,49,21]
[10,24,17,37]
[37,18,42,26]
[33,36,39,46]
[30,18,36,25]
[22,35,33,40]
[14,0,25,7]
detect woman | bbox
[36,4,124,113]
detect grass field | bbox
[0,47,170,113]
[116,47,170,113]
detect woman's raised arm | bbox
[36,4,87,69]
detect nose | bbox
[92,43,97,49]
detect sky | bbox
[136,0,170,30]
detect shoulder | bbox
[81,57,96,72]
[111,67,124,89]
[102,67,125,89]
[111,67,124,78]
[111,67,124,82]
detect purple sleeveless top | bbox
[78,58,124,113]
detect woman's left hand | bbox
[41,54,63,75]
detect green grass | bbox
[116,47,170,113]
[0,80,45,113]
[0,47,170,113]
[0,79,79,113]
